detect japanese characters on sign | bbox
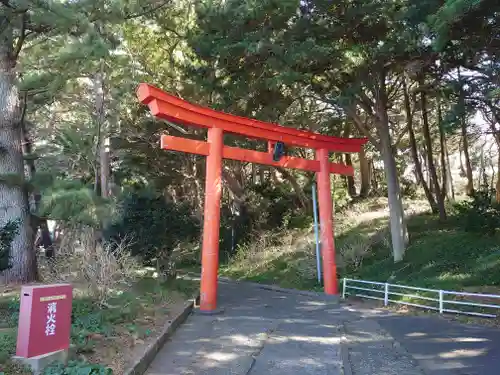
[45,302,57,336]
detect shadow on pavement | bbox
[145,280,500,375]
[146,280,345,375]
[375,314,500,375]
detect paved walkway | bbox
[146,281,426,375]
[375,314,500,375]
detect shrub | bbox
[38,180,110,227]
[39,227,139,305]
[400,176,418,199]
[251,182,298,228]
[338,237,372,271]
[454,189,500,235]
[42,361,112,375]
[105,190,200,278]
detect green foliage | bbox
[0,298,21,371]
[251,182,304,229]
[42,361,112,375]
[1,298,20,328]
[428,0,494,49]
[224,204,500,293]
[216,180,314,261]
[400,177,418,199]
[71,310,113,354]
[332,179,351,212]
[454,190,500,235]
[0,330,16,364]
[0,220,20,272]
[349,212,500,289]
[38,180,110,226]
[105,190,200,262]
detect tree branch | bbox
[345,106,380,150]
[13,12,26,60]
[392,125,409,149]
[124,1,172,20]
[0,0,16,9]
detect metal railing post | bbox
[342,278,347,299]
[384,283,389,306]
[439,290,444,314]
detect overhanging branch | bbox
[13,12,27,60]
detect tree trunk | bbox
[94,60,108,197]
[343,121,356,196]
[403,78,436,212]
[421,90,446,220]
[370,159,378,192]
[437,102,448,203]
[461,120,474,196]
[421,150,431,187]
[485,109,500,202]
[222,167,245,201]
[359,147,371,197]
[21,118,54,259]
[0,31,37,282]
[345,153,356,196]
[222,166,247,252]
[456,68,473,195]
[496,150,500,203]
[379,125,406,261]
[100,137,110,198]
[458,138,466,176]
[444,135,455,201]
[375,77,406,261]
[187,155,204,218]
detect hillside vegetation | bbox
[220,197,500,294]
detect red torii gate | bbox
[137,84,367,313]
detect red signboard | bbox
[16,284,73,358]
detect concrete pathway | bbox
[145,281,425,375]
[375,314,500,375]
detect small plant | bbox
[43,360,112,375]
[338,237,372,271]
[454,189,500,235]
[0,330,16,363]
[0,359,31,375]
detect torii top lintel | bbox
[137,83,367,153]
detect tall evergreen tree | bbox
[0,0,168,282]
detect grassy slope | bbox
[347,213,500,290]
[220,198,500,293]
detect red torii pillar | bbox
[137,83,367,312]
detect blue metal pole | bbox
[312,183,321,284]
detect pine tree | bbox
[0,0,169,282]
[187,0,419,261]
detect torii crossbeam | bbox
[137,83,368,312]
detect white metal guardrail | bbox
[342,278,500,318]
